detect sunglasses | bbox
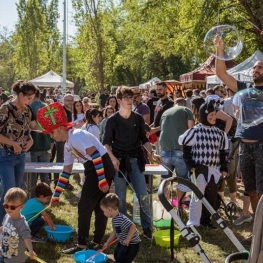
[3,203,23,210]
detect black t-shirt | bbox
[99,94,109,108]
[147,97,159,124]
[154,97,174,136]
[103,111,149,156]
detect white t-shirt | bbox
[73,113,85,124]
[81,123,100,140]
[64,129,107,165]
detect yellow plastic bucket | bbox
[153,229,181,248]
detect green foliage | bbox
[4,0,263,90]
[14,0,61,80]
[0,28,16,90]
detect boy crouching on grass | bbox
[21,183,55,243]
[0,188,36,263]
[100,193,140,263]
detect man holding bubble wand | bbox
[214,34,263,216]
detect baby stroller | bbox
[158,176,246,263]
[177,174,238,222]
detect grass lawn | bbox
[27,176,252,263]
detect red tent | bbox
[179,55,235,90]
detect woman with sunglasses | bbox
[0,81,38,223]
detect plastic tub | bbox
[153,219,171,228]
[44,225,74,242]
[153,229,181,248]
[73,249,108,263]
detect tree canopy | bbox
[0,0,262,92]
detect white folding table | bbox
[24,162,168,195]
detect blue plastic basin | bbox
[73,249,108,263]
[44,225,74,242]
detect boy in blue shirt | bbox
[21,183,55,242]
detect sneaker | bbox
[32,236,46,243]
[62,245,86,254]
[87,241,101,250]
[143,228,153,240]
[233,214,253,226]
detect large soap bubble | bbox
[204,25,243,61]
[233,88,263,128]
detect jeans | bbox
[160,150,188,180]
[114,242,140,263]
[30,216,45,237]
[0,149,26,222]
[29,151,50,197]
[114,158,151,230]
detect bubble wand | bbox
[25,251,46,263]
[85,239,118,262]
[233,9,263,34]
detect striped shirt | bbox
[112,212,141,245]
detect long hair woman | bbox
[0,80,38,222]
[81,108,102,140]
[105,95,118,112]
[73,100,85,127]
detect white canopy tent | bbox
[206,50,263,88]
[139,77,161,89]
[30,70,74,88]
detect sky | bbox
[0,0,76,35]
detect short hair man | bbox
[147,88,159,124]
[152,82,174,154]
[159,99,194,201]
[103,86,161,240]
[215,36,263,215]
[185,89,193,109]
[131,87,150,124]
[213,85,225,98]
[99,89,109,109]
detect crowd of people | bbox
[0,50,262,261]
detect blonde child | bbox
[0,187,36,263]
[100,193,140,263]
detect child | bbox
[0,187,36,263]
[178,99,228,228]
[21,183,55,242]
[100,193,140,263]
[36,102,114,254]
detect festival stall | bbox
[139,77,161,90]
[30,70,74,88]
[180,55,235,90]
